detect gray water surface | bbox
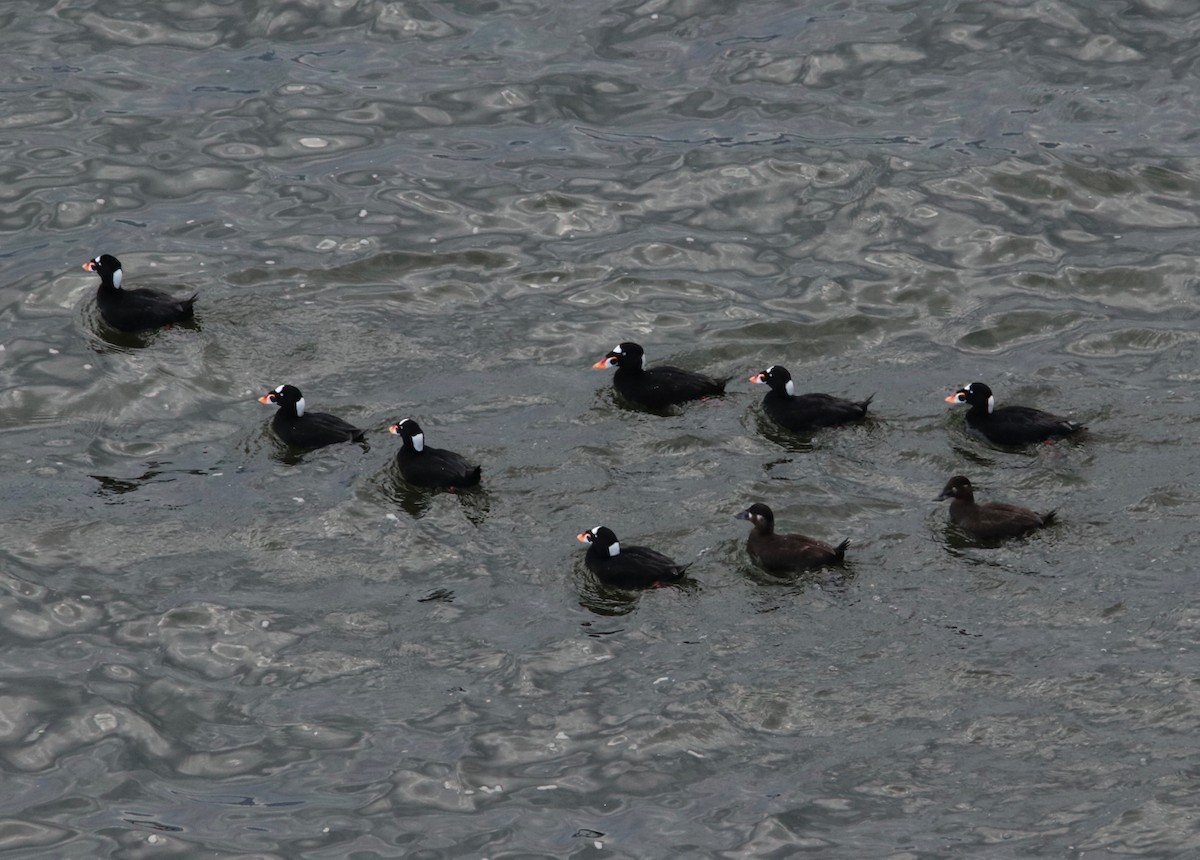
[2,1,1199,857]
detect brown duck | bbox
[735,503,849,574]
[935,475,1056,540]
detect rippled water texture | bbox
[3,0,1199,856]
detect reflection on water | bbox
[3,0,1200,855]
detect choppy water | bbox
[2,0,1199,857]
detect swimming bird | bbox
[735,502,849,573]
[934,475,1056,540]
[576,526,689,587]
[389,418,482,490]
[594,342,727,409]
[945,382,1084,446]
[258,384,365,449]
[82,253,196,332]
[749,365,872,432]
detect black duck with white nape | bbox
[83,253,197,333]
[593,341,728,410]
[749,365,872,433]
[945,382,1084,447]
[576,526,689,588]
[258,384,365,450]
[388,418,482,491]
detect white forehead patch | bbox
[411,432,424,452]
[767,365,779,373]
[612,345,623,354]
[784,379,794,396]
[608,541,620,557]
[295,396,305,417]
[274,384,285,393]
[112,268,123,289]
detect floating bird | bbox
[749,365,872,432]
[576,525,689,587]
[83,253,196,332]
[258,384,365,449]
[388,418,482,490]
[735,502,849,573]
[945,382,1084,446]
[594,341,727,409]
[934,475,1056,540]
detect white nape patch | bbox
[784,379,795,396]
[608,541,620,557]
[638,354,646,370]
[112,268,123,289]
[295,397,306,417]
[411,432,424,452]
[987,394,995,414]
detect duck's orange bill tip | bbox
[388,424,400,435]
[749,373,764,384]
[257,395,272,404]
[576,532,590,543]
[944,394,959,403]
[592,359,610,369]
[82,261,95,271]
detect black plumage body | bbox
[750,365,872,432]
[259,384,365,450]
[577,526,689,588]
[389,419,482,490]
[83,254,196,332]
[595,342,727,409]
[946,382,1084,446]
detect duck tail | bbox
[182,293,199,316]
[859,394,875,415]
[1040,509,1058,527]
[834,538,851,561]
